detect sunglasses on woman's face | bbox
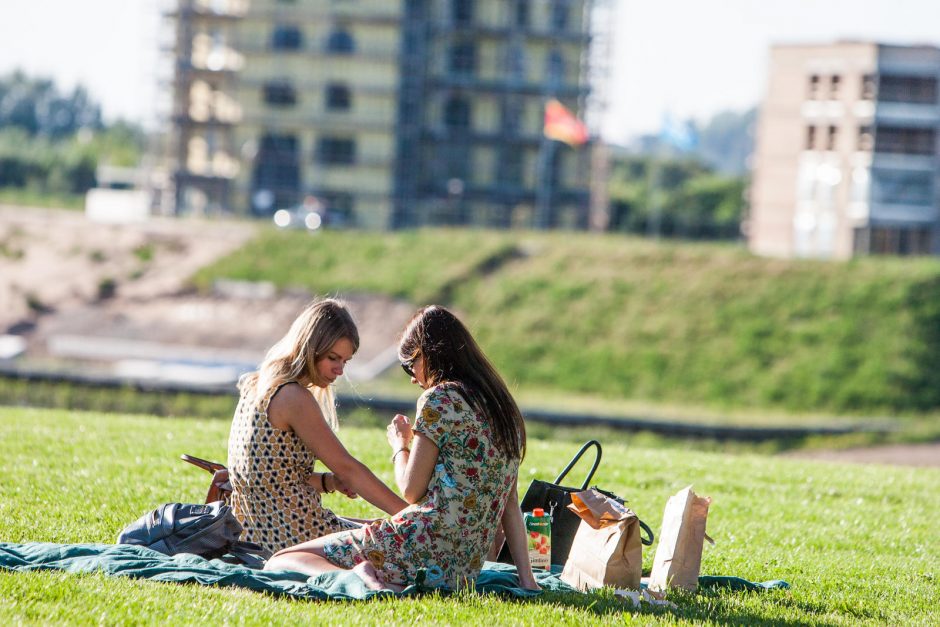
[401,358,416,378]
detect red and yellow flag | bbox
[543,99,588,147]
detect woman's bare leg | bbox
[263,529,399,591]
[486,523,506,561]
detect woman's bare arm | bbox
[268,384,407,515]
[501,477,539,590]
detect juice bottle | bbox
[524,507,551,570]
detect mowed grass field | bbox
[192,228,940,417]
[1,406,937,625]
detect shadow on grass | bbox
[521,587,855,626]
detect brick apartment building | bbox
[749,42,940,258]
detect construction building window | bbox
[317,190,354,224]
[501,99,523,132]
[327,27,355,54]
[857,125,873,151]
[253,134,300,212]
[870,169,933,206]
[878,75,938,104]
[452,0,474,25]
[326,83,351,110]
[449,42,477,75]
[498,149,523,185]
[515,0,530,27]
[805,126,816,150]
[874,126,936,155]
[317,137,356,165]
[808,74,821,99]
[826,125,838,151]
[862,226,932,255]
[829,75,841,100]
[547,50,565,86]
[263,81,297,106]
[551,0,569,31]
[271,25,303,50]
[443,96,471,130]
[861,74,877,100]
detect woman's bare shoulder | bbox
[267,382,321,426]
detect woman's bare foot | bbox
[352,562,404,592]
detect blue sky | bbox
[2,0,940,143]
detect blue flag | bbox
[659,112,697,152]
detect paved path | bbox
[785,443,940,468]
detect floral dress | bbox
[321,381,519,589]
[227,381,357,554]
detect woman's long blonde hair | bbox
[239,298,359,429]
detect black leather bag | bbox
[499,440,653,567]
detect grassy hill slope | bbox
[193,228,940,415]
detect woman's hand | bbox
[518,571,541,591]
[329,473,358,499]
[386,414,414,451]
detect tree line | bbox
[0,71,144,202]
[606,108,753,240]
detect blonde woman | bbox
[227,299,406,554]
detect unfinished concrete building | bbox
[165,0,602,229]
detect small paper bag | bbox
[648,485,712,592]
[559,489,642,591]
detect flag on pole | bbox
[658,112,697,152]
[543,99,589,147]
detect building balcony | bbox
[163,4,246,21]
[426,74,588,98]
[239,112,394,133]
[422,128,545,146]
[237,77,396,96]
[874,101,940,125]
[171,113,238,128]
[245,7,400,24]
[420,181,589,201]
[870,151,937,170]
[233,43,400,63]
[868,201,939,225]
[173,60,240,77]
[428,20,589,44]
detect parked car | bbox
[272,195,325,231]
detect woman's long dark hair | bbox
[398,305,525,460]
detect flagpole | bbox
[535,135,555,230]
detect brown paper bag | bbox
[648,485,712,592]
[559,489,642,591]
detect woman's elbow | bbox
[402,486,427,504]
[329,454,364,479]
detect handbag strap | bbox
[553,440,602,489]
[181,454,227,474]
[592,486,656,546]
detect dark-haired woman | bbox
[264,305,539,591]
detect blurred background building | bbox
[750,41,940,258]
[165,0,605,229]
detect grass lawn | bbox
[1,406,937,625]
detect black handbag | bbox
[498,440,654,567]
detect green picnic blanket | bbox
[0,542,565,600]
[0,542,788,600]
